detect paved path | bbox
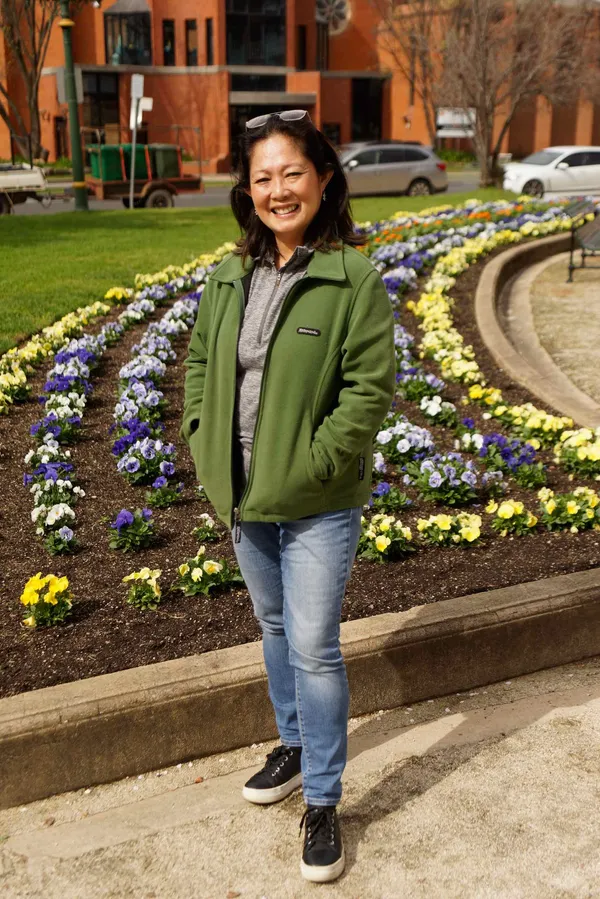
[2,656,599,898]
[529,254,600,407]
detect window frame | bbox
[185,19,198,67]
[162,19,176,67]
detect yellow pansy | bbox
[459,526,480,542]
[203,560,223,575]
[497,502,515,519]
[486,500,498,514]
[375,535,390,552]
[20,588,40,606]
[545,499,557,514]
[566,501,579,515]
[191,567,203,582]
[435,515,453,531]
[178,563,190,576]
[22,615,37,628]
[526,513,538,527]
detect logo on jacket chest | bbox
[297,327,321,337]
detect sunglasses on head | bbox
[245,110,311,130]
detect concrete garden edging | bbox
[475,233,600,428]
[1,568,599,809]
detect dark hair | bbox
[230,115,363,261]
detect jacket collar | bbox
[210,246,347,284]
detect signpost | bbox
[129,74,145,210]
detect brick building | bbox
[2,0,600,171]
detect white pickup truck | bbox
[0,163,51,213]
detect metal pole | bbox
[58,1,89,212]
[129,98,140,209]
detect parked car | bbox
[503,146,600,198]
[339,142,448,196]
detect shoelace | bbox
[299,807,336,848]
[264,744,295,777]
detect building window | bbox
[163,19,175,66]
[230,74,286,91]
[297,25,307,70]
[316,22,328,71]
[206,18,214,65]
[351,78,383,141]
[186,20,198,66]
[104,13,152,66]
[82,72,120,142]
[226,0,286,66]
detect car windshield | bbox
[521,151,563,166]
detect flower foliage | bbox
[171,546,245,596]
[108,507,155,552]
[358,514,414,562]
[122,567,162,611]
[487,499,538,536]
[416,512,482,546]
[538,487,600,532]
[20,572,73,627]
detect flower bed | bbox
[2,198,600,700]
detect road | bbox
[11,172,483,216]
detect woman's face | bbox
[246,133,332,249]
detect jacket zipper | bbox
[232,276,305,541]
[231,279,246,536]
[256,270,283,345]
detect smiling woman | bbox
[180,110,396,884]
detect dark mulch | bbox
[1,246,599,700]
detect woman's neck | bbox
[275,236,304,269]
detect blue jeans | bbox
[232,507,363,806]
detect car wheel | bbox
[407,178,432,197]
[145,188,174,209]
[0,194,12,215]
[522,179,544,199]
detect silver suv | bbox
[339,141,448,197]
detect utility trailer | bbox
[0,163,54,213]
[85,143,203,208]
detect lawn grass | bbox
[0,188,514,354]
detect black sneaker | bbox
[242,744,303,805]
[299,805,345,883]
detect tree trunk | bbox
[28,99,43,160]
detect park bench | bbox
[563,198,600,282]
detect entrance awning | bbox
[229,92,316,106]
[103,0,150,13]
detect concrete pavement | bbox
[2,655,599,898]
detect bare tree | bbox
[371,0,448,147]
[0,0,62,159]
[438,0,600,185]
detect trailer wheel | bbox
[145,188,174,209]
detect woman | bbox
[181,110,395,884]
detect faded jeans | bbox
[232,507,363,806]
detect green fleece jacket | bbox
[180,244,395,529]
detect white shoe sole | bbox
[300,846,345,883]
[242,772,303,805]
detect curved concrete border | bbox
[475,234,600,427]
[1,568,599,809]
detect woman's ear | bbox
[321,168,334,191]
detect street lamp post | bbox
[58,1,89,212]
